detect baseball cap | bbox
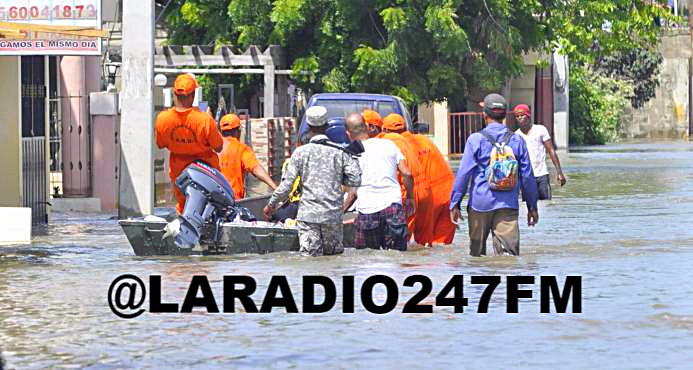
[173,74,198,96]
[513,104,531,116]
[362,109,383,127]
[220,114,241,131]
[382,113,406,132]
[479,93,507,114]
[306,106,328,127]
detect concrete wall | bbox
[60,56,101,196]
[90,92,120,211]
[624,32,691,139]
[418,101,450,157]
[0,207,31,244]
[0,57,22,207]
[553,52,569,149]
[510,65,537,116]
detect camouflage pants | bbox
[296,221,344,257]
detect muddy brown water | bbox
[1,142,693,368]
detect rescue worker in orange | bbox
[383,114,457,245]
[363,109,383,138]
[379,113,433,245]
[217,113,277,199]
[155,74,223,214]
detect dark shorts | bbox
[523,174,552,201]
[536,174,552,200]
[354,203,407,251]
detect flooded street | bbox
[1,142,693,368]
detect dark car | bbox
[298,93,425,141]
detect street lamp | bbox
[154,73,168,87]
[106,63,119,92]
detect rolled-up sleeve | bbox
[449,135,479,210]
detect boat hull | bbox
[119,195,355,256]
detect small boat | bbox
[119,195,356,256]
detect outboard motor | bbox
[174,161,236,250]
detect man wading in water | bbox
[449,94,539,256]
[344,113,414,251]
[264,106,362,256]
[513,104,566,200]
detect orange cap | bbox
[363,109,383,127]
[382,113,406,132]
[173,74,198,96]
[220,114,241,131]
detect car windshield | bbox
[315,99,397,119]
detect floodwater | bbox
[1,142,693,369]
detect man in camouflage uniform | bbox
[264,106,362,256]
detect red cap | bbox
[513,104,531,116]
[382,113,406,132]
[220,114,241,131]
[173,74,198,96]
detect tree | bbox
[162,0,671,110]
[596,47,663,109]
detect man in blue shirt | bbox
[449,93,539,256]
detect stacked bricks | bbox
[267,118,297,182]
[244,118,271,175]
[244,117,297,182]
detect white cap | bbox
[306,106,328,127]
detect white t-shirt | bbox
[516,124,551,177]
[355,138,405,214]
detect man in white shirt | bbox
[343,113,415,251]
[513,104,566,200]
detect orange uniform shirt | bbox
[218,136,260,199]
[379,132,433,244]
[155,107,223,213]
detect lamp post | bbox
[105,63,119,92]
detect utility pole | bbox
[119,0,155,218]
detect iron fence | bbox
[22,137,48,224]
[448,112,518,155]
[448,112,484,155]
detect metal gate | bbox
[448,111,516,156]
[448,112,484,155]
[22,137,48,223]
[535,64,555,138]
[21,55,48,224]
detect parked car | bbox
[298,93,428,141]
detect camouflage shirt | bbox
[268,135,361,223]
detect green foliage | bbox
[229,0,274,47]
[596,47,663,109]
[195,75,216,104]
[548,0,671,64]
[164,1,235,46]
[569,66,633,145]
[160,0,671,116]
